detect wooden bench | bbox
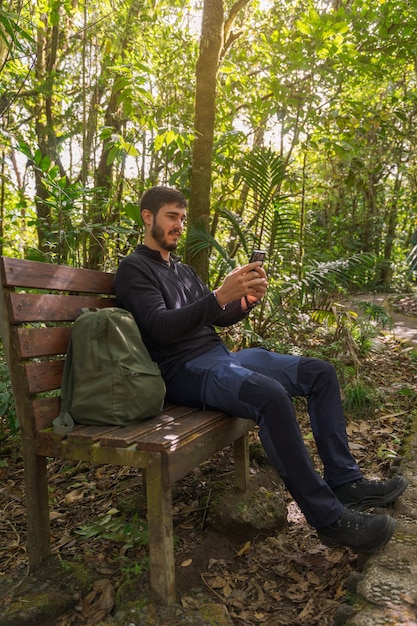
[0,256,252,604]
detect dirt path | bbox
[349,292,417,349]
[390,311,417,347]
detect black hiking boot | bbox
[332,475,408,510]
[317,508,396,553]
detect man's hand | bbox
[214,261,268,308]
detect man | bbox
[115,185,408,553]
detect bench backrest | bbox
[0,257,116,433]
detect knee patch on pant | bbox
[297,357,337,393]
[238,372,292,415]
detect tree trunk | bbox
[186,0,224,282]
[86,85,122,270]
[187,0,250,282]
[86,0,141,269]
[33,15,55,258]
[33,11,70,262]
[377,171,402,289]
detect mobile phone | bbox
[249,249,266,264]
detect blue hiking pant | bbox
[165,344,362,529]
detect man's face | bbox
[150,203,187,252]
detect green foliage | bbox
[233,147,296,263]
[308,300,393,365]
[342,380,378,419]
[357,301,393,330]
[189,141,409,374]
[296,255,377,305]
[0,5,34,56]
[0,0,415,282]
[75,508,149,550]
[120,560,147,580]
[0,346,18,436]
[377,434,401,461]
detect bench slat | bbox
[2,257,114,293]
[31,397,60,430]
[25,360,64,394]
[16,326,72,358]
[37,415,194,448]
[37,424,121,448]
[30,396,195,438]
[49,406,201,448]
[9,293,116,323]
[100,410,228,451]
[35,433,156,470]
[66,424,122,440]
[95,406,199,447]
[166,417,252,483]
[32,403,240,456]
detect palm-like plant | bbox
[187,146,297,282]
[188,146,379,352]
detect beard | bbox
[150,219,179,252]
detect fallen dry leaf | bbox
[63,488,85,505]
[237,540,251,557]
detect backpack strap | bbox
[53,337,75,435]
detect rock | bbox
[209,470,287,542]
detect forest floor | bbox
[0,292,416,626]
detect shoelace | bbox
[336,510,369,531]
[351,478,385,490]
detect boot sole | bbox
[337,476,408,511]
[318,516,397,553]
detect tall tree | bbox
[187,0,250,282]
[86,0,142,269]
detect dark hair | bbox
[140,186,187,216]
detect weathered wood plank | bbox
[146,455,176,604]
[2,256,115,293]
[16,326,72,358]
[24,360,65,394]
[97,406,201,448]
[9,292,116,323]
[67,424,123,442]
[128,410,229,451]
[35,434,157,469]
[165,418,253,483]
[31,401,192,444]
[31,397,60,430]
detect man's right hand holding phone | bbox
[213,252,268,310]
[242,250,267,309]
[242,259,267,310]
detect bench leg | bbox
[145,456,176,604]
[22,450,52,569]
[234,432,250,492]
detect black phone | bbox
[249,249,266,264]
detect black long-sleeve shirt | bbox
[114,245,248,381]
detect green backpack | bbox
[53,307,166,434]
